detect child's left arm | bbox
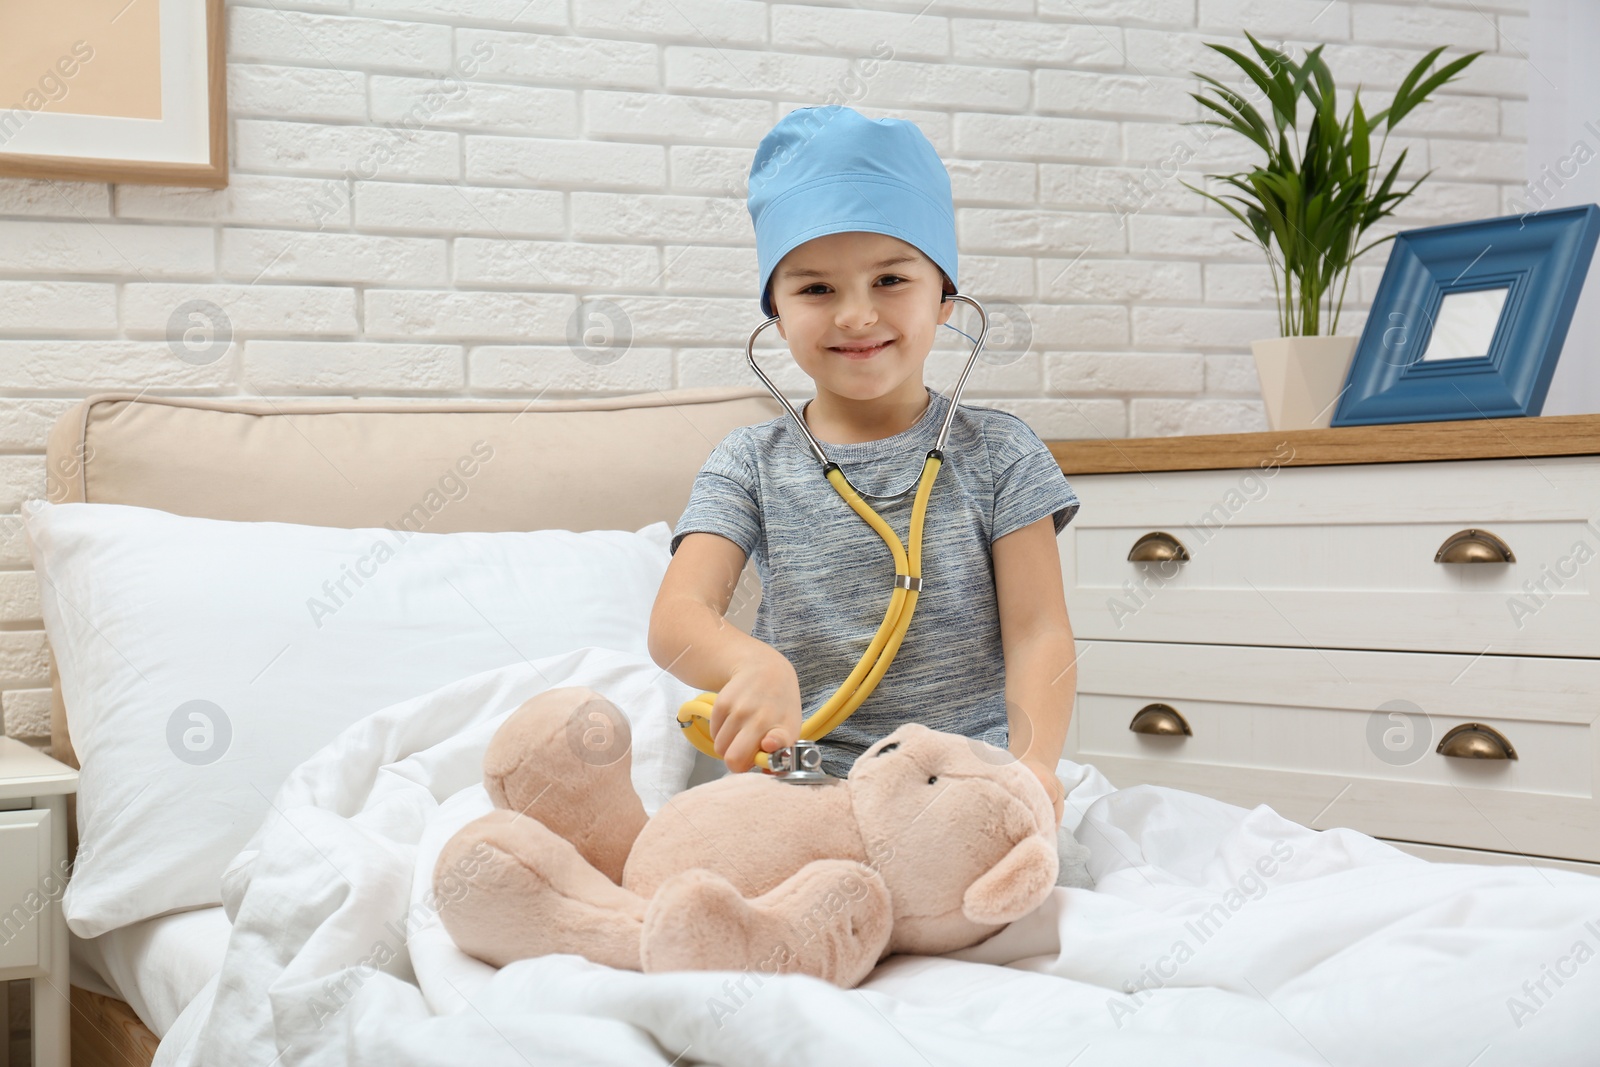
[993,514,1078,823]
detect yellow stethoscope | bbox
[676,294,991,779]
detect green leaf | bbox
[1245,29,1305,126]
[1194,73,1275,147]
[1242,32,1298,80]
[1251,172,1300,257]
[1314,75,1340,171]
[1181,179,1257,229]
[1301,47,1335,111]
[1208,41,1295,130]
[1390,51,1483,129]
[1243,30,1289,72]
[1350,93,1370,185]
[1368,149,1409,208]
[1352,232,1398,260]
[1291,45,1323,106]
[1191,91,1274,153]
[1389,46,1448,125]
[1181,179,1276,259]
[1308,189,1330,230]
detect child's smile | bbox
[829,338,895,359]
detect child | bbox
[648,105,1080,822]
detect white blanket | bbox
[153,647,1600,1066]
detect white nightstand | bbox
[0,737,78,1067]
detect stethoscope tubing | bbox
[675,294,992,772]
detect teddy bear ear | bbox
[961,835,1058,926]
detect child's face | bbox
[770,231,956,404]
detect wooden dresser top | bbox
[1046,412,1600,475]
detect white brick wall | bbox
[0,0,1531,742]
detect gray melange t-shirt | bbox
[670,386,1080,778]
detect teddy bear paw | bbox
[640,868,746,968]
[640,860,892,988]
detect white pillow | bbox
[23,499,676,938]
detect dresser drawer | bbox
[1060,454,1600,659]
[1065,640,1600,863]
[0,808,52,977]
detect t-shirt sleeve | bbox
[989,414,1081,542]
[671,428,763,557]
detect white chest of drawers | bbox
[1050,413,1600,872]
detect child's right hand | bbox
[710,648,803,774]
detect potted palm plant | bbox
[1184,34,1481,430]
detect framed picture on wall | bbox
[0,0,227,187]
[1331,203,1600,425]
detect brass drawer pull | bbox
[1434,528,1515,564]
[1437,722,1518,760]
[1129,703,1191,736]
[1129,531,1190,563]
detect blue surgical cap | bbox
[747,105,958,318]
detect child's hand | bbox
[710,648,803,774]
[1021,758,1065,825]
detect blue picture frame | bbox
[1331,203,1600,426]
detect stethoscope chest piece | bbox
[765,739,831,785]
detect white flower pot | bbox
[1250,335,1359,431]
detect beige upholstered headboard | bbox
[41,387,784,768]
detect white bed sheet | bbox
[70,906,232,1037]
[141,645,1600,1067]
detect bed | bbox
[34,388,1600,1067]
[41,387,781,1065]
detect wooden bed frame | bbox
[69,990,159,1067]
[44,387,782,1066]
